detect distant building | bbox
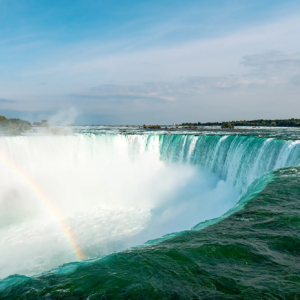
[33,120,50,127]
[173,123,179,126]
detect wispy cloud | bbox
[18,13,300,85]
[242,51,300,69]
[0,98,17,103]
[72,92,175,102]
[71,84,176,103]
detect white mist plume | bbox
[48,107,79,126]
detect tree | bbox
[0,115,31,135]
[221,122,234,130]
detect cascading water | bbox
[158,134,300,193]
[0,133,300,280]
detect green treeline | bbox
[0,115,31,135]
[143,124,162,129]
[221,122,234,129]
[182,118,300,127]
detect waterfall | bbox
[0,133,299,278]
[157,134,300,193]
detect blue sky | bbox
[1,0,300,124]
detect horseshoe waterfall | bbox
[0,128,300,299]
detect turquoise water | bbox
[1,128,300,299]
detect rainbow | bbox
[0,150,85,261]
